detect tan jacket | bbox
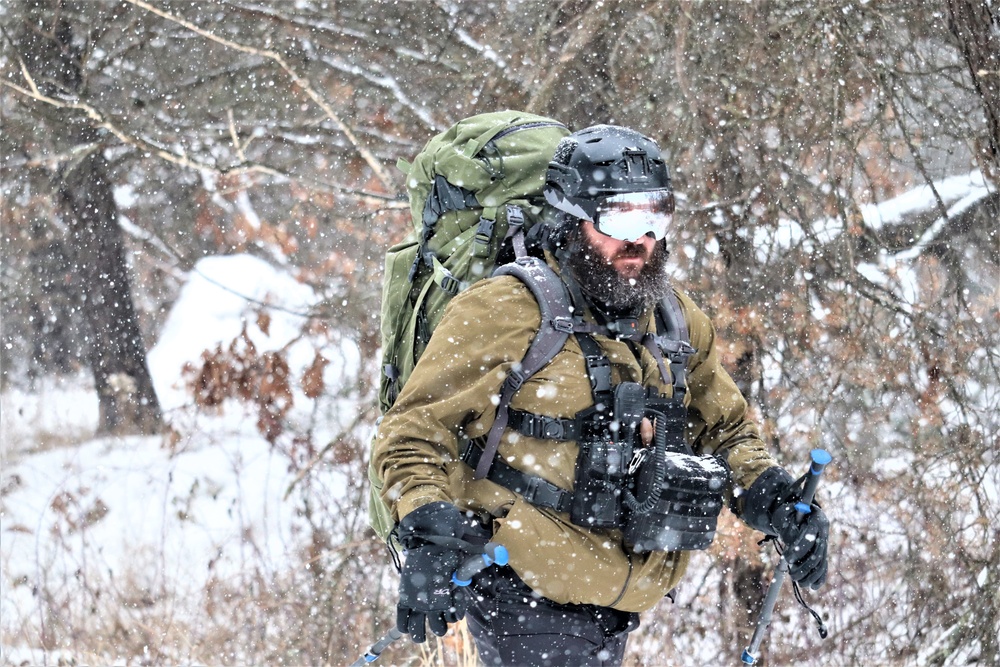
[373,265,777,612]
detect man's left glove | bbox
[395,501,471,643]
[738,467,830,589]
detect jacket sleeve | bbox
[371,277,539,521]
[675,291,777,490]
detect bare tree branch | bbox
[525,0,614,114]
[122,0,396,192]
[1,78,403,208]
[947,0,1000,181]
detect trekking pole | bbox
[741,449,832,666]
[350,541,509,667]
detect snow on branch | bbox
[0,78,401,208]
[122,0,396,192]
[860,170,992,231]
[314,52,439,131]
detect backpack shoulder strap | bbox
[643,288,696,400]
[660,288,689,343]
[475,257,574,480]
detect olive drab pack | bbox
[368,111,570,542]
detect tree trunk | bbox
[707,105,769,658]
[17,0,163,434]
[57,145,163,435]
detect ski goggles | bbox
[591,190,675,242]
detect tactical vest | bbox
[457,239,729,552]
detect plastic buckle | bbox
[521,414,544,439]
[504,368,527,392]
[659,337,695,355]
[541,419,565,440]
[520,476,562,511]
[551,316,574,333]
[473,216,495,257]
[440,273,461,295]
[506,205,524,228]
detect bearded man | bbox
[372,125,830,666]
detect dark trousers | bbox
[466,566,640,667]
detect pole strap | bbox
[773,529,829,638]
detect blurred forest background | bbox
[1,0,998,665]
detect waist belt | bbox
[460,439,573,514]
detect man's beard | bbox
[565,232,671,314]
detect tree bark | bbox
[58,145,163,435]
[525,0,616,115]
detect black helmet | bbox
[543,125,674,224]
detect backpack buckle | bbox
[519,476,569,512]
[506,205,524,229]
[473,216,495,258]
[551,316,574,333]
[439,271,461,295]
[504,368,528,393]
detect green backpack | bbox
[369,111,570,543]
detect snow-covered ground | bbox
[1,254,363,665]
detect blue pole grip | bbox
[810,449,833,475]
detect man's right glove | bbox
[738,466,830,589]
[395,501,471,643]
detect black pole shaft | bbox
[741,449,831,665]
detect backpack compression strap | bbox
[476,256,574,480]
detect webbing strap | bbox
[508,409,582,441]
[504,205,527,259]
[650,290,695,400]
[643,334,674,393]
[576,333,613,405]
[430,256,463,295]
[478,257,574,479]
[461,439,572,513]
[661,289,689,343]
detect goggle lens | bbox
[593,190,675,242]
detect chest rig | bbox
[459,254,719,550]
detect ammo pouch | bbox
[566,383,731,551]
[569,381,641,529]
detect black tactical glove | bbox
[739,466,830,589]
[395,501,471,643]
